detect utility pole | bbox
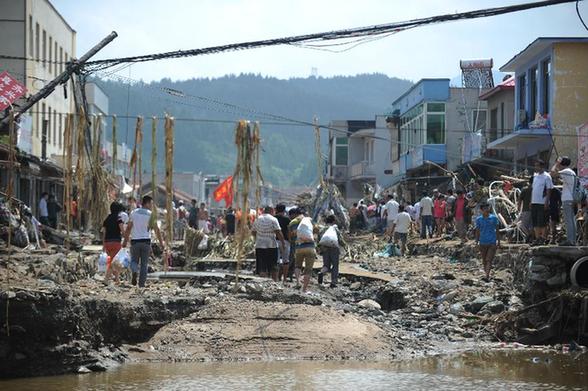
[0,31,118,127]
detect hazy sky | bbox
[52,0,587,82]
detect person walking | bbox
[274,204,291,284]
[551,156,578,245]
[102,202,125,284]
[391,205,412,256]
[122,195,167,288]
[475,202,500,281]
[454,190,470,243]
[318,215,346,288]
[47,194,62,229]
[38,192,49,226]
[383,194,399,240]
[188,199,199,229]
[445,189,456,233]
[518,177,534,241]
[291,209,317,293]
[252,206,285,281]
[197,202,209,233]
[433,194,447,237]
[419,191,433,239]
[225,208,236,236]
[531,159,554,244]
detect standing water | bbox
[1,350,586,390]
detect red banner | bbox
[213,176,233,207]
[0,71,27,111]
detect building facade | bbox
[389,79,488,201]
[0,0,76,160]
[327,117,393,203]
[488,37,588,169]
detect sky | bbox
[52,0,588,82]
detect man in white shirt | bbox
[391,205,412,256]
[531,159,554,244]
[122,195,166,287]
[419,192,434,239]
[252,206,285,281]
[551,156,577,245]
[383,194,399,238]
[38,192,49,226]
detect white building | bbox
[0,0,76,161]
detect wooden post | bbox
[151,116,157,206]
[62,114,73,248]
[112,115,117,176]
[6,111,15,249]
[164,115,174,245]
[131,117,143,197]
[75,107,86,230]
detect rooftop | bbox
[500,37,588,72]
[479,76,515,100]
[392,78,449,105]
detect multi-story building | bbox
[327,117,393,203]
[487,37,588,169]
[0,0,75,215]
[389,79,488,201]
[0,0,76,160]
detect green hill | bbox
[94,73,412,187]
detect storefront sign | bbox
[0,71,27,111]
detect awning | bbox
[487,128,552,150]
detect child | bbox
[475,202,500,281]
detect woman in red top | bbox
[433,194,447,237]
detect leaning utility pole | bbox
[0,31,118,126]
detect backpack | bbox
[572,175,586,203]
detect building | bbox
[0,0,75,215]
[487,37,588,168]
[0,0,76,161]
[389,79,488,201]
[327,117,393,203]
[477,76,515,169]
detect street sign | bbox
[0,71,27,111]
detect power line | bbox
[82,0,578,71]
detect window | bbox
[54,41,58,74]
[35,23,40,60]
[542,59,551,115]
[427,102,445,112]
[35,104,39,138]
[47,106,51,144]
[426,114,445,144]
[49,36,53,74]
[28,16,33,56]
[42,30,46,67]
[500,102,505,138]
[58,114,63,148]
[472,109,487,131]
[518,74,526,111]
[530,67,538,117]
[53,109,57,145]
[335,137,348,166]
[41,103,46,142]
[490,108,498,142]
[59,47,63,73]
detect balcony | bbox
[487,127,551,150]
[350,161,375,179]
[330,166,348,182]
[410,144,446,169]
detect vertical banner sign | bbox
[578,122,588,188]
[0,71,27,111]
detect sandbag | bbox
[319,225,339,247]
[297,217,314,241]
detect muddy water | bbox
[1,350,586,390]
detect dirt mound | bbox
[130,297,392,362]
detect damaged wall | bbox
[552,42,588,164]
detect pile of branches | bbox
[310,182,350,231]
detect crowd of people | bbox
[28,154,586,291]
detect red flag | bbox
[213,176,233,207]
